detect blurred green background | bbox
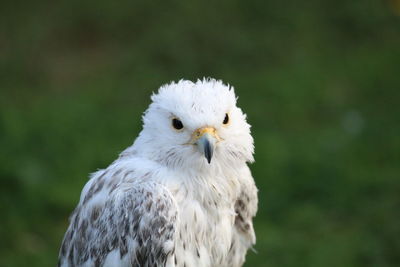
[1,0,399,266]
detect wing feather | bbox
[59,178,177,267]
[228,167,258,266]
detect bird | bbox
[58,78,258,267]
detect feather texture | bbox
[59,79,258,267]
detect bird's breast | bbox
[169,185,237,266]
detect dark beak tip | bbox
[199,136,214,164]
[204,142,213,164]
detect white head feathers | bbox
[130,78,254,171]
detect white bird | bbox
[58,79,258,267]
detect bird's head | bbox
[134,79,254,171]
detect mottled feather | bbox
[59,174,177,267]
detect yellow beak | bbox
[192,127,220,164]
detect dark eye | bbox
[223,113,229,125]
[172,118,184,130]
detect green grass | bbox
[1,0,399,266]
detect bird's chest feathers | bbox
[167,172,240,266]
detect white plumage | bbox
[59,79,258,267]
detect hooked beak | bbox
[192,127,220,164]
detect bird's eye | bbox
[172,118,184,130]
[223,113,229,125]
